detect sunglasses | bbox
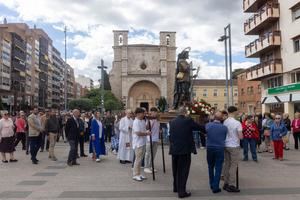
[275,118,281,120]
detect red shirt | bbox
[15,117,26,133]
[242,122,259,139]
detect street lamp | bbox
[218,24,233,106]
[97,59,107,114]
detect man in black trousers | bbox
[169,106,204,198]
[65,109,81,166]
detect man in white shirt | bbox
[132,108,151,182]
[144,107,160,174]
[223,106,243,193]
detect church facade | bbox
[109,30,176,111]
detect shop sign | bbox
[268,83,300,95]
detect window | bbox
[213,89,218,97]
[291,71,300,83]
[118,34,123,45]
[166,35,170,46]
[267,76,283,88]
[294,37,300,53]
[203,89,207,97]
[292,5,300,21]
[258,84,261,93]
[234,89,238,96]
[241,88,245,95]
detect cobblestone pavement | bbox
[1,142,300,200]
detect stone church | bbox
[109,30,176,111]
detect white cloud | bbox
[0,0,257,81]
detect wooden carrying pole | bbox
[147,120,155,181]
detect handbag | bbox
[282,135,289,144]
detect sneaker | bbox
[96,158,101,162]
[112,150,117,155]
[140,175,147,180]
[144,168,152,174]
[200,147,205,150]
[132,176,143,182]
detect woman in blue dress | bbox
[89,111,106,162]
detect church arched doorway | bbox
[128,81,161,111]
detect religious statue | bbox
[173,47,192,109]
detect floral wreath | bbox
[186,100,213,116]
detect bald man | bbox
[169,106,204,198]
[65,109,81,166]
[205,111,228,193]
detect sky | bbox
[0,0,258,82]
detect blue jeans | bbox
[243,138,257,160]
[29,136,41,161]
[206,147,224,191]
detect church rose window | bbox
[140,61,147,70]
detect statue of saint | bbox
[173,47,191,109]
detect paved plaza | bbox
[1,142,300,200]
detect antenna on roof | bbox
[3,18,7,24]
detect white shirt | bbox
[223,117,242,148]
[132,118,147,149]
[147,119,160,142]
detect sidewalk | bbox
[1,142,300,199]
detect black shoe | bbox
[253,159,258,162]
[40,149,44,152]
[223,184,229,190]
[32,160,38,164]
[120,160,126,164]
[178,192,191,198]
[67,162,73,167]
[212,188,221,193]
[72,162,80,165]
[26,151,29,155]
[9,159,18,162]
[2,160,8,163]
[242,158,248,161]
[125,160,132,164]
[76,155,80,159]
[81,154,88,157]
[225,185,240,193]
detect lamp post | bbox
[218,24,233,106]
[97,59,107,114]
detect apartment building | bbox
[235,70,262,114]
[66,64,75,106]
[0,21,75,111]
[76,75,94,90]
[193,79,238,110]
[243,0,300,117]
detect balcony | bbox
[246,59,282,81]
[245,31,281,58]
[12,60,26,72]
[243,0,267,13]
[244,3,280,35]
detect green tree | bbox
[103,70,112,90]
[158,97,167,112]
[68,98,94,111]
[84,88,123,111]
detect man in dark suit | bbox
[169,106,204,198]
[65,109,81,166]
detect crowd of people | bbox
[0,105,299,198]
